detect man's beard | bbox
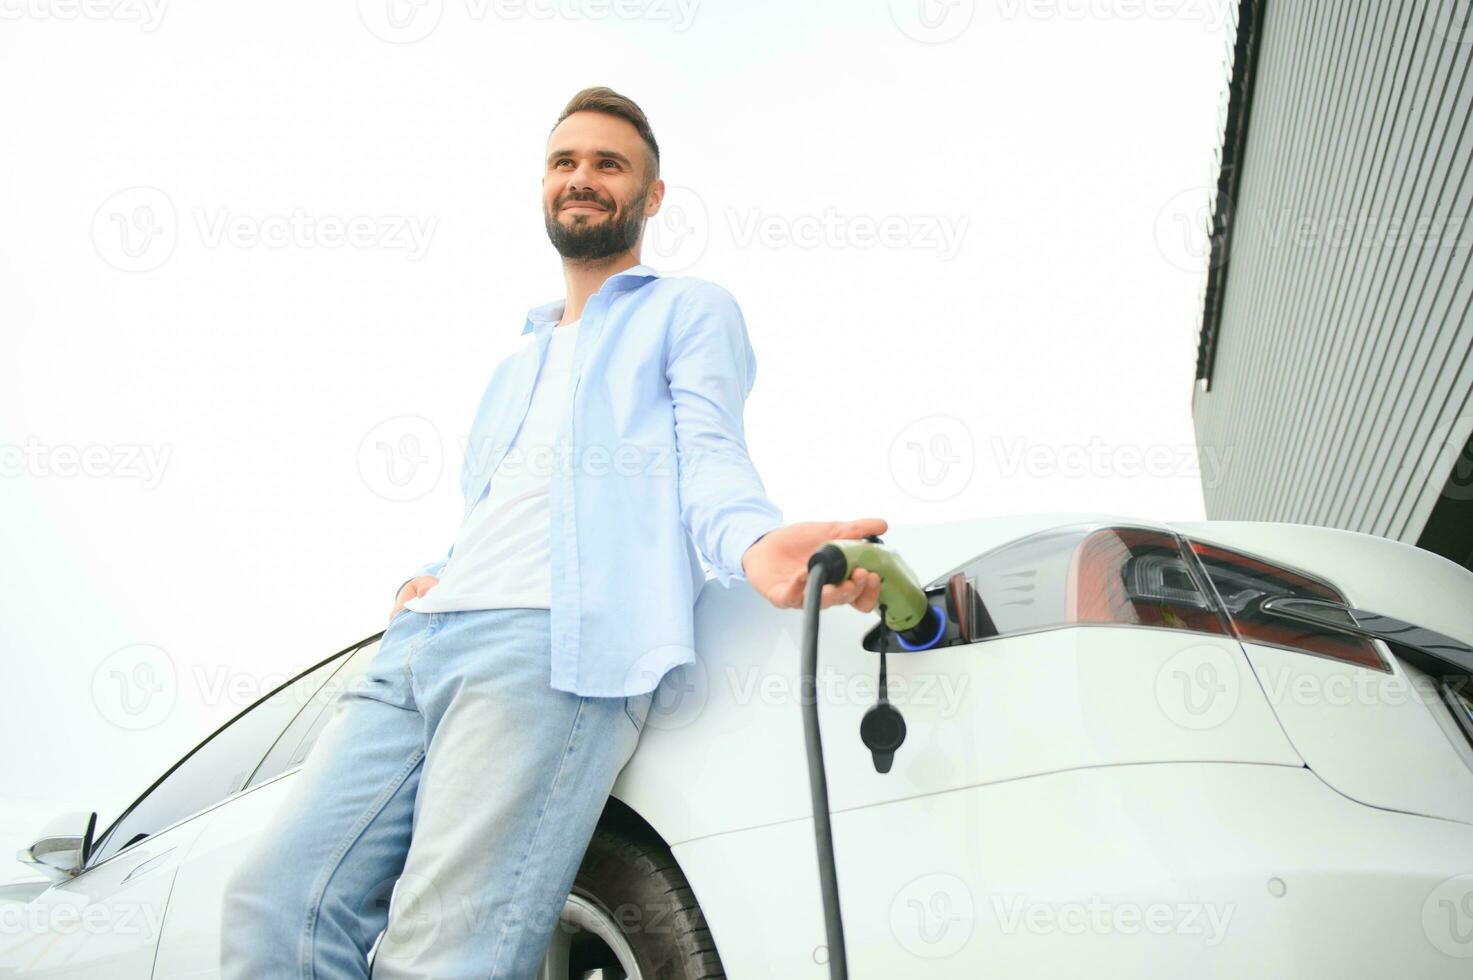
[544,188,649,261]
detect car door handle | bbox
[121,846,177,882]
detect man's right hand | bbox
[389,575,439,624]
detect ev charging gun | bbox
[800,534,951,980]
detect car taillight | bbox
[1066,526,1229,635]
[926,523,1390,672]
[1186,540,1389,672]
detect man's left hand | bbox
[740,518,888,612]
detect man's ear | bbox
[642,177,665,219]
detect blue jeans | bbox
[220,606,653,980]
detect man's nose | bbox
[565,159,599,189]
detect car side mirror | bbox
[16,810,97,883]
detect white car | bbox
[4,513,1473,978]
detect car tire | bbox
[558,826,726,980]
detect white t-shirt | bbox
[405,318,580,612]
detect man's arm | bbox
[666,283,785,587]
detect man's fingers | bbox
[843,517,888,538]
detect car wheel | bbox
[539,827,725,980]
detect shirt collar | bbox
[522,263,664,335]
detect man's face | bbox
[543,110,663,261]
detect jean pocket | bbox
[623,691,654,732]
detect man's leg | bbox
[369,606,652,980]
[221,611,432,979]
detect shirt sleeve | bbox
[666,282,785,587]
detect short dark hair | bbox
[551,86,660,181]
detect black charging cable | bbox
[801,557,848,980]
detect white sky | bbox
[0,0,1231,879]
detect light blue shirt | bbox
[401,264,785,697]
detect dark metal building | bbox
[1193,0,1473,571]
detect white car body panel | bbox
[5,513,1472,977]
[0,818,208,978]
[1170,520,1473,823]
[678,762,1473,978]
[149,775,297,978]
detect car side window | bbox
[246,640,381,788]
[87,653,347,868]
